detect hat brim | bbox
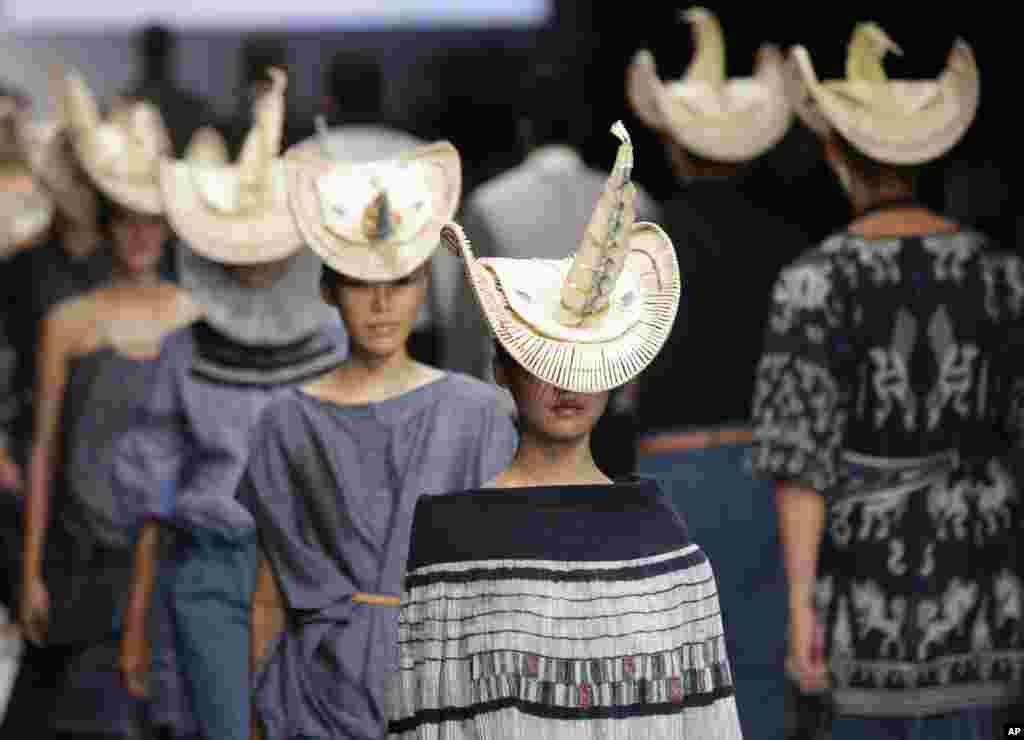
[160,159,304,266]
[288,141,461,282]
[72,131,163,215]
[442,221,681,394]
[789,40,980,165]
[176,240,336,347]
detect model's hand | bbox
[784,600,830,693]
[19,575,49,646]
[0,446,23,491]
[120,627,150,698]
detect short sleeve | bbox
[237,402,355,614]
[750,252,851,493]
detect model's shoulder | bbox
[438,372,509,407]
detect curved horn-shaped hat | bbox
[788,22,979,164]
[626,7,793,162]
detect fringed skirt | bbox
[387,478,744,739]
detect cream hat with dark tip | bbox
[626,7,793,162]
[442,122,680,394]
[787,22,979,164]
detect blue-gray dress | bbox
[238,375,517,740]
[43,347,160,738]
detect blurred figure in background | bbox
[0,77,109,617]
[117,75,346,740]
[123,24,217,157]
[17,75,200,740]
[124,24,218,283]
[451,52,660,476]
[752,24,1021,739]
[300,49,453,367]
[626,8,807,436]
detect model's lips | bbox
[550,398,587,414]
[366,323,400,333]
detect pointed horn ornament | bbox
[314,115,332,157]
[238,67,287,201]
[185,126,229,165]
[559,121,636,326]
[846,22,902,82]
[681,7,726,88]
[58,68,100,133]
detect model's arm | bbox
[19,308,74,645]
[119,520,162,697]
[250,552,286,740]
[775,480,829,691]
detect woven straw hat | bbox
[59,68,172,214]
[788,22,979,164]
[1,98,56,259]
[161,69,305,265]
[443,122,680,394]
[626,7,792,162]
[286,127,461,282]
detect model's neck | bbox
[60,224,101,261]
[338,345,416,382]
[503,429,608,487]
[852,180,916,215]
[110,262,161,289]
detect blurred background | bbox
[1,3,1015,248]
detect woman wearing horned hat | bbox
[751,22,1022,738]
[386,123,743,739]
[114,69,347,740]
[241,123,516,740]
[14,69,202,740]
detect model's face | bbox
[497,359,609,444]
[110,208,166,275]
[326,265,427,360]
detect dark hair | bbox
[518,60,576,150]
[320,264,344,296]
[835,133,923,189]
[94,188,118,235]
[492,338,514,369]
[326,51,383,118]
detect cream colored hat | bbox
[1,99,56,259]
[161,69,305,265]
[443,122,680,394]
[59,68,172,214]
[626,7,792,162]
[789,23,979,165]
[286,128,461,282]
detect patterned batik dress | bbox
[388,477,744,739]
[751,229,1024,717]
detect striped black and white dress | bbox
[387,477,743,739]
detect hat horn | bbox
[238,67,287,195]
[559,121,636,326]
[846,22,903,82]
[185,126,229,164]
[681,7,726,88]
[56,67,100,133]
